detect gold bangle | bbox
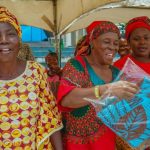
[94,85,100,99]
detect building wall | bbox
[21,25,48,42]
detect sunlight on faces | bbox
[129,28,150,58]
[92,32,119,65]
[0,22,20,63]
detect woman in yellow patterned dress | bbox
[0,6,63,150]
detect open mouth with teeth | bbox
[0,48,12,54]
[138,47,147,52]
[105,53,114,59]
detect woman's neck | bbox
[0,59,20,80]
[131,54,150,63]
[85,55,110,70]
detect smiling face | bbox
[92,32,119,65]
[0,22,20,63]
[47,55,59,71]
[118,38,131,57]
[129,28,150,59]
[46,53,61,76]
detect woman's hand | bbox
[105,81,139,100]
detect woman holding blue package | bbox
[57,21,139,150]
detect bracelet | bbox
[94,85,101,99]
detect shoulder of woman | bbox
[27,61,46,72]
[64,56,85,72]
[115,55,130,64]
[113,55,130,70]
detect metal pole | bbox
[59,34,62,67]
[53,0,61,67]
[53,0,58,53]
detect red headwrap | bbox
[86,21,120,44]
[76,21,120,56]
[125,16,150,40]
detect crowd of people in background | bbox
[0,5,150,150]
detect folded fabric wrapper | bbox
[84,58,150,149]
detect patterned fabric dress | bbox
[0,61,62,150]
[58,56,131,150]
[47,75,60,98]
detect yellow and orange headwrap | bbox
[0,6,22,38]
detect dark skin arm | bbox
[50,130,63,150]
[61,87,101,108]
[61,81,139,108]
